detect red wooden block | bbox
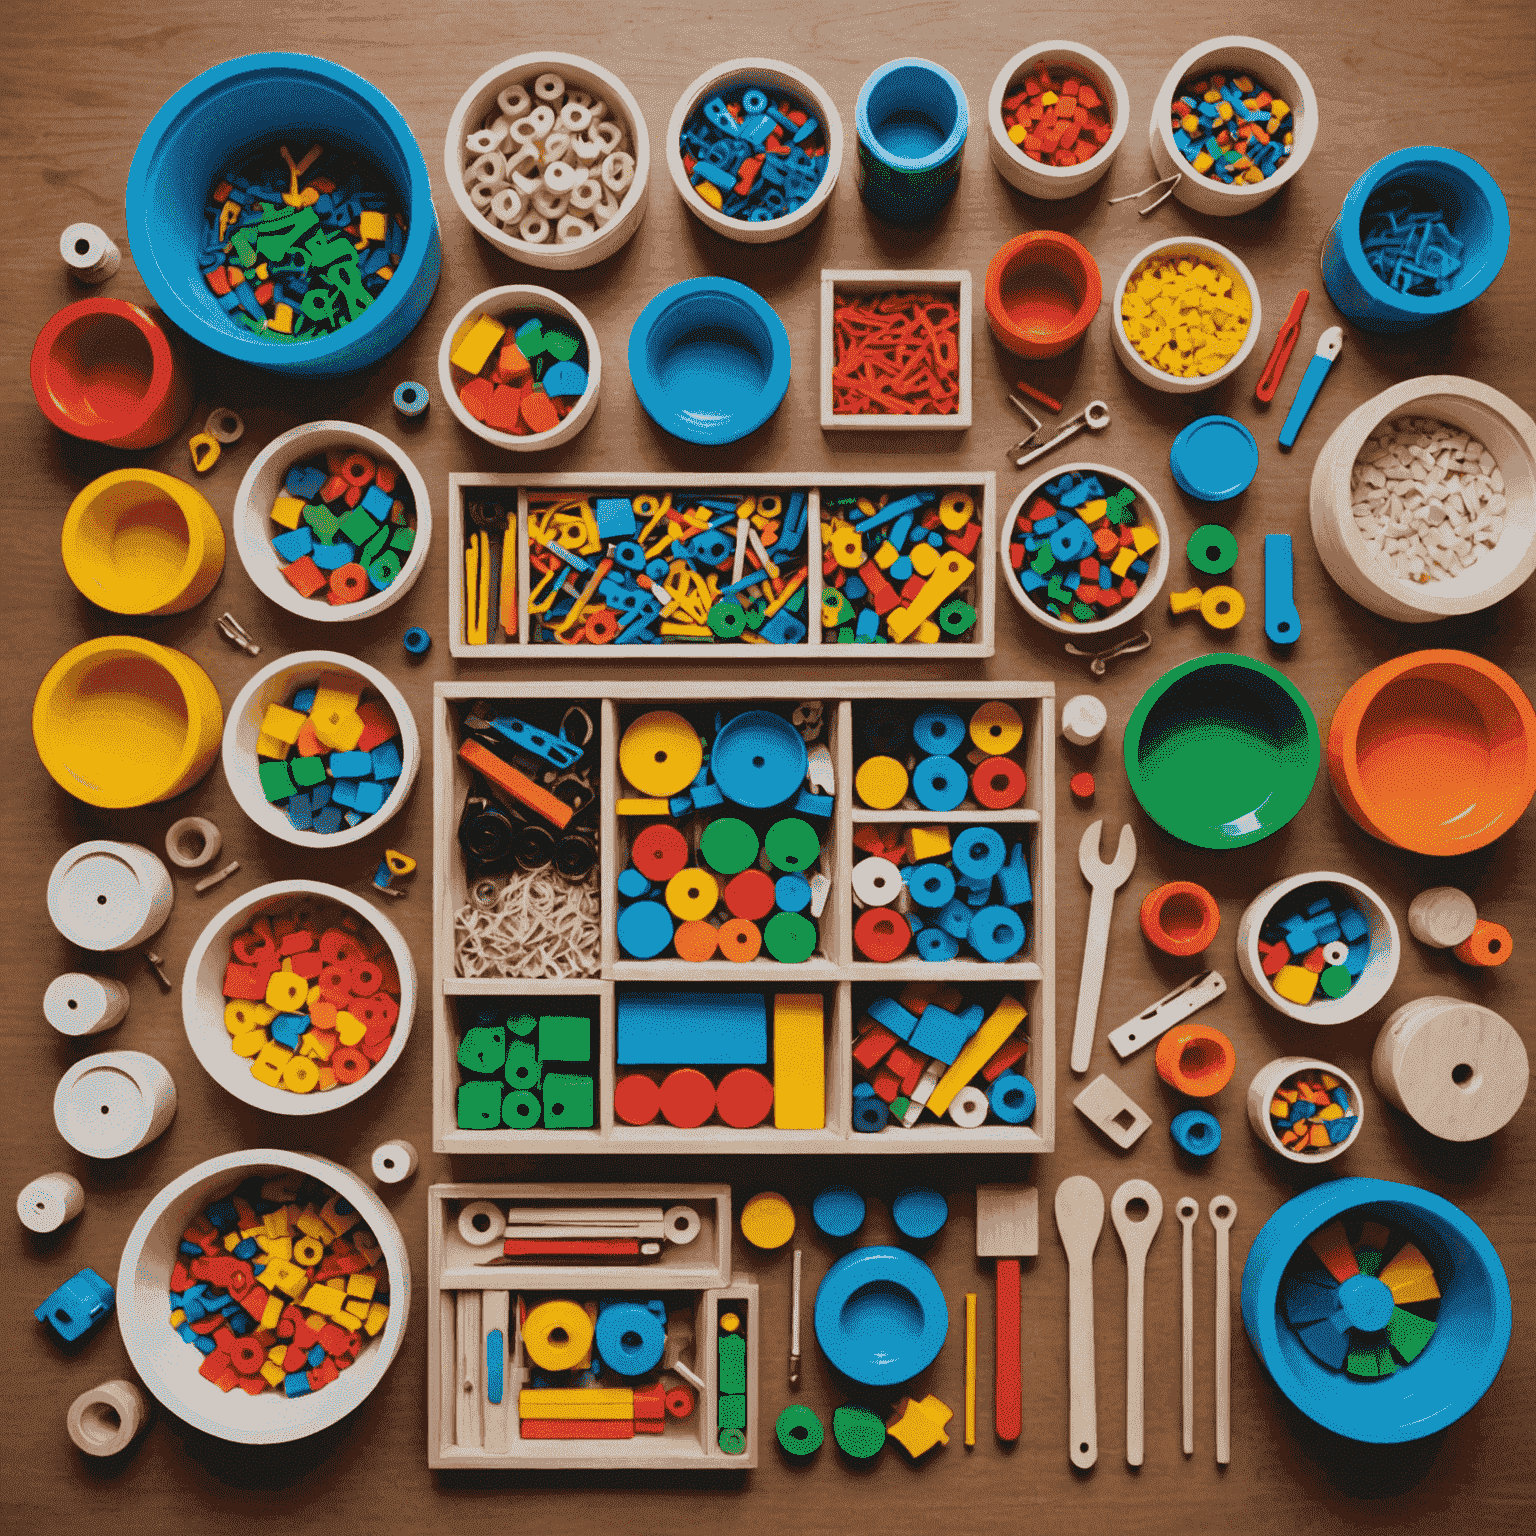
[521,391,560,433]
[241,1284,271,1322]
[355,700,397,751]
[223,961,271,1001]
[633,1381,666,1419]
[521,1419,634,1440]
[502,1238,641,1256]
[859,561,901,616]
[852,1022,898,1069]
[945,522,980,556]
[716,1067,774,1128]
[869,1065,901,1103]
[459,377,494,422]
[1259,939,1291,977]
[980,1035,1028,1083]
[484,382,528,433]
[995,1257,1022,1441]
[282,555,327,598]
[658,1068,716,1129]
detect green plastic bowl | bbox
[1124,655,1320,848]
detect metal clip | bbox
[215,612,261,656]
[1108,173,1181,216]
[1006,395,1044,460]
[143,951,174,991]
[1013,400,1111,469]
[1064,629,1152,676]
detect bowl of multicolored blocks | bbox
[438,285,600,450]
[222,651,420,849]
[1246,1057,1365,1164]
[1001,462,1168,636]
[1236,871,1401,1026]
[182,879,416,1115]
[116,1149,409,1442]
[234,421,432,622]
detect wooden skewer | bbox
[1177,1197,1199,1456]
[965,1292,977,1447]
[789,1248,802,1390]
[1210,1196,1237,1465]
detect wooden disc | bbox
[1407,886,1478,949]
[658,1068,716,1128]
[716,1068,774,1127]
[673,919,719,962]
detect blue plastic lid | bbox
[1169,415,1259,501]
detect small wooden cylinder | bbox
[67,1379,147,1456]
[17,1172,85,1232]
[1454,919,1513,968]
[371,1140,419,1183]
[1407,886,1478,948]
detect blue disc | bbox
[951,826,1005,881]
[814,1246,948,1386]
[913,709,965,757]
[1170,1108,1221,1157]
[402,625,431,655]
[393,379,429,417]
[616,900,673,959]
[907,862,956,909]
[989,1072,1036,1124]
[911,755,967,812]
[891,1186,948,1240]
[915,926,959,962]
[813,1185,866,1238]
[594,1301,666,1376]
[852,1096,890,1133]
[616,868,653,900]
[968,905,1025,962]
[711,710,808,808]
[1169,415,1259,502]
[774,873,812,912]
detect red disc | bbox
[717,918,763,962]
[1070,771,1096,800]
[971,756,1027,809]
[716,1068,774,1127]
[665,1385,695,1418]
[341,452,375,487]
[855,906,912,962]
[319,928,366,965]
[582,609,619,644]
[723,868,775,920]
[614,1073,662,1125]
[349,959,383,996]
[331,1046,369,1084]
[329,563,368,602]
[631,824,689,881]
[659,1068,716,1128]
[229,1336,266,1374]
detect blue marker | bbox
[1278,327,1343,450]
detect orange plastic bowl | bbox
[984,230,1101,358]
[1328,650,1536,856]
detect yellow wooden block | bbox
[225,1000,274,1035]
[694,180,724,210]
[887,552,975,643]
[299,1029,335,1061]
[905,825,952,861]
[1110,546,1136,578]
[256,731,288,759]
[873,540,899,570]
[886,1393,953,1457]
[302,1283,347,1318]
[261,1257,309,1299]
[450,313,507,375]
[1379,1242,1440,1304]
[358,209,387,241]
[909,541,940,576]
[345,1272,376,1302]
[250,1040,293,1086]
[224,1231,242,1252]
[1169,586,1204,615]
[259,1293,285,1331]
[1273,965,1319,1005]
[271,495,306,530]
[314,672,362,710]
[169,1308,186,1327]
[345,1298,370,1320]
[1131,524,1161,555]
[261,702,307,745]
[364,1302,389,1336]
[312,705,365,752]
[335,1011,366,1047]
[522,1388,633,1407]
[259,1237,292,1264]
[926,994,1027,1118]
[295,1210,331,1241]
[616,798,671,815]
[1008,122,1028,144]
[259,1361,286,1389]
[1079,498,1109,523]
[263,1209,288,1238]
[774,991,826,1130]
[914,618,941,643]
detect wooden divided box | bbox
[446,470,995,659]
[433,681,1055,1155]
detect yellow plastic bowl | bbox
[62,469,225,615]
[33,636,223,807]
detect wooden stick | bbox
[1177,1197,1198,1456]
[1210,1196,1237,1465]
[790,1248,802,1389]
[1111,1180,1163,1467]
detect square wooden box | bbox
[820,269,973,431]
[433,681,1055,1156]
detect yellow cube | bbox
[259,1361,286,1389]
[873,540,899,570]
[1273,965,1319,1006]
[1078,498,1109,524]
[271,495,306,529]
[301,1284,347,1319]
[1131,525,1161,555]
[250,1040,294,1087]
[261,1293,285,1330]
[449,313,506,375]
[269,304,294,336]
[694,180,723,210]
[262,1257,309,1299]
[256,731,288,759]
[261,703,307,745]
[312,705,364,752]
[1110,547,1136,578]
[358,210,387,241]
[345,1298,371,1320]
[364,1302,390,1337]
[346,1273,377,1302]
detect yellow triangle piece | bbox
[1379,1242,1440,1304]
[384,849,417,876]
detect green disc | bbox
[707,601,748,639]
[700,817,759,875]
[718,1427,747,1455]
[1319,965,1354,998]
[1187,523,1239,575]
[504,1041,541,1090]
[832,1404,886,1459]
[764,910,817,963]
[765,817,820,872]
[501,1089,541,1129]
[776,1404,824,1457]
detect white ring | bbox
[560,102,592,133]
[371,1140,418,1184]
[518,213,550,244]
[948,1085,990,1128]
[497,83,532,119]
[534,72,565,102]
[556,215,593,243]
[544,161,583,194]
[470,183,495,210]
[532,189,568,219]
[570,179,601,212]
[458,1199,506,1246]
[527,105,556,136]
[491,187,523,224]
[1322,941,1350,968]
[664,1205,701,1244]
[165,816,221,868]
[18,1172,85,1232]
[852,856,903,908]
[601,151,635,192]
[465,127,504,156]
[67,1380,146,1457]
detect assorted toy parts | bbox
[1247,1057,1364,1163]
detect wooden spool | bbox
[1407,886,1478,948]
[1372,996,1529,1141]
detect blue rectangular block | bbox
[354,780,386,815]
[34,1268,114,1344]
[329,751,371,778]
[361,484,393,520]
[867,995,918,1040]
[273,527,314,562]
[331,779,359,809]
[616,990,767,1065]
[1339,906,1369,942]
[311,540,356,571]
[371,741,402,780]
[594,496,638,538]
[909,1003,975,1065]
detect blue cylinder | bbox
[1320,146,1509,332]
[126,53,441,376]
[855,59,968,225]
[1170,1108,1221,1157]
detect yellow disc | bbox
[830,526,865,568]
[855,755,909,810]
[939,491,974,530]
[1200,585,1245,630]
[969,701,1023,757]
[665,867,720,922]
[619,710,703,797]
[292,1234,324,1265]
[741,1191,796,1250]
[719,1311,741,1333]
[523,1299,595,1371]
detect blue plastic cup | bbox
[126,52,441,377]
[1320,146,1509,332]
[855,59,968,225]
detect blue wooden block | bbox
[311,539,356,571]
[361,484,393,520]
[354,780,386,814]
[35,1268,114,1344]
[1339,906,1369,942]
[292,686,317,711]
[996,842,1032,906]
[329,750,371,778]
[313,805,344,835]
[616,990,767,1065]
[273,527,314,562]
[270,1013,307,1049]
[330,779,359,809]
[371,741,402,780]
[909,1003,974,1064]
[286,792,313,831]
[866,995,918,1041]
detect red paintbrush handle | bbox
[996,1257,1021,1441]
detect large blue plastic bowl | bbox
[126,53,441,377]
[627,277,791,446]
[814,1245,948,1387]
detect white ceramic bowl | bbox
[117,1149,409,1442]
[444,52,649,271]
[987,42,1129,200]
[665,58,842,243]
[1246,1056,1365,1164]
[232,421,431,624]
[1000,461,1170,637]
[438,285,602,451]
[181,879,416,1115]
[1309,375,1536,622]
[1148,36,1318,217]
[222,650,420,850]
[1111,236,1262,394]
[1236,871,1401,1025]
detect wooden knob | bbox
[1407,886,1477,948]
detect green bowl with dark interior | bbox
[1124,654,1320,848]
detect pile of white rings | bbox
[461,71,637,248]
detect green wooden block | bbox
[458,1025,506,1075]
[543,326,580,362]
[538,1014,591,1062]
[258,760,296,802]
[304,503,343,544]
[390,525,416,553]
[508,1013,536,1037]
[832,1404,886,1459]
[719,1427,747,1455]
[232,230,257,267]
[504,1041,541,1090]
[339,507,382,547]
[360,524,391,566]
[717,1393,746,1430]
[502,1088,541,1129]
[718,1333,746,1393]
[290,754,327,788]
[457,1079,502,1129]
[542,1073,593,1128]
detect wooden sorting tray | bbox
[428,1183,757,1470]
[433,680,1055,1155]
[446,470,996,660]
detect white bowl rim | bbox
[987,41,1131,184]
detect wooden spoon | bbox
[1111,1180,1163,1467]
[1055,1175,1105,1468]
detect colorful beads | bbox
[1006,469,1157,624]
[1257,887,1370,1008]
[449,309,589,438]
[201,142,402,341]
[1120,254,1251,377]
[680,85,828,223]
[1268,1068,1359,1152]
[1001,64,1113,166]
[1168,72,1292,185]
[831,290,961,418]
[167,1171,389,1397]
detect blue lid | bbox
[1169,415,1259,501]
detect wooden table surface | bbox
[4,2,1533,1531]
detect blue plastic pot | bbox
[855,59,968,225]
[126,53,441,377]
[627,277,791,446]
[1320,146,1509,333]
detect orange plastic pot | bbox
[1140,881,1220,956]
[1328,650,1536,856]
[984,230,1100,358]
[1156,1022,1235,1097]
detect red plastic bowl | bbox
[984,230,1101,358]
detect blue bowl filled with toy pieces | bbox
[126,52,441,376]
